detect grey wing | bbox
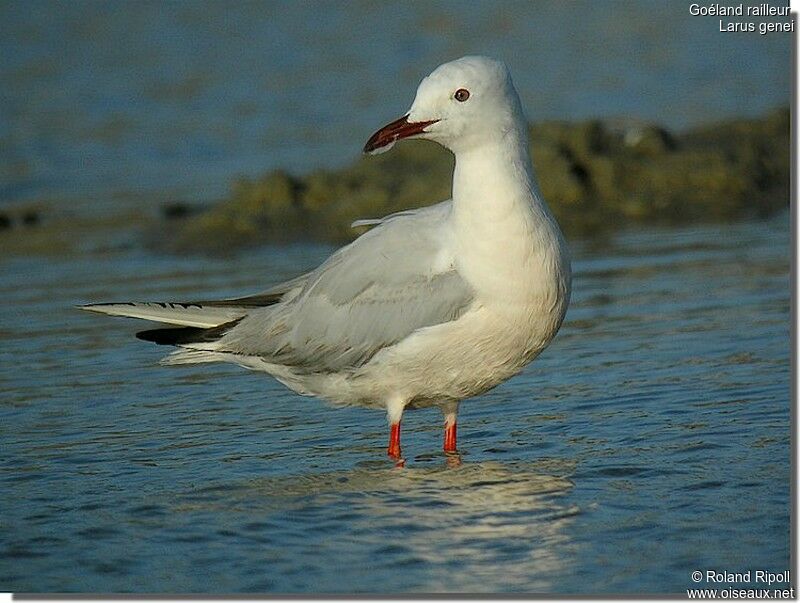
[216,201,475,373]
[200,273,309,307]
[81,274,310,327]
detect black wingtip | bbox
[135,326,203,345]
[136,317,243,346]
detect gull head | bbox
[364,56,526,155]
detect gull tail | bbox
[137,318,244,366]
[80,303,249,366]
[79,276,308,367]
[160,349,229,366]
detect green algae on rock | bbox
[169,107,789,252]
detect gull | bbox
[81,56,571,463]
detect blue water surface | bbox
[0,214,790,593]
[0,0,791,205]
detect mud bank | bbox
[167,107,788,253]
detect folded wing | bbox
[210,201,475,373]
[79,274,309,328]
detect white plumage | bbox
[81,56,571,461]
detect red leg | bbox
[443,415,457,453]
[387,422,402,459]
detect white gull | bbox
[81,56,572,463]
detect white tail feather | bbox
[161,349,224,365]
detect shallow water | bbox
[0,214,790,593]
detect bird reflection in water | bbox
[177,460,579,592]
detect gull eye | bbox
[454,88,470,102]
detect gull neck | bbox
[450,128,554,231]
